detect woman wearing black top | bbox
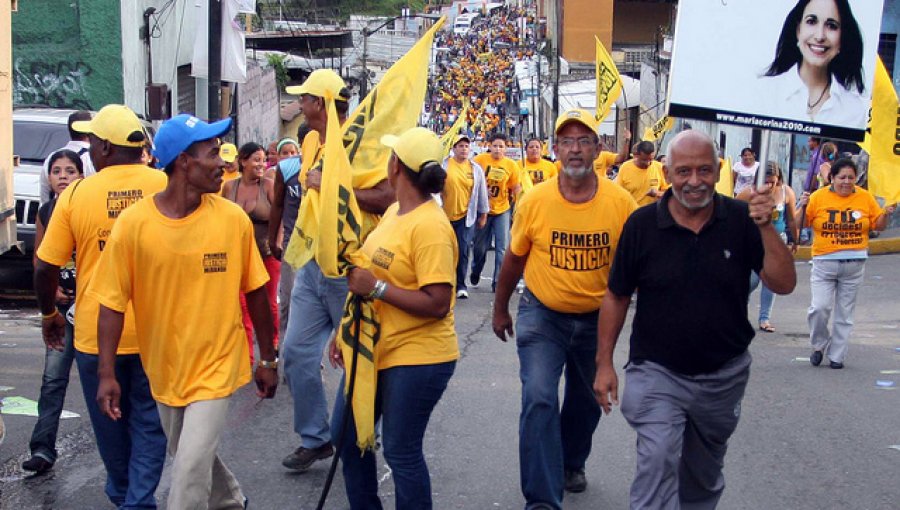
[22,150,83,474]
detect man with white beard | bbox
[492,109,638,509]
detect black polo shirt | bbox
[607,191,764,375]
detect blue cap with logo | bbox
[153,114,233,169]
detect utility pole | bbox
[208,0,222,120]
[549,0,562,149]
[361,27,369,99]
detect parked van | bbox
[453,13,479,35]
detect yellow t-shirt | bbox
[473,153,520,215]
[443,158,475,222]
[37,164,168,355]
[363,201,459,370]
[522,158,558,185]
[593,151,618,177]
[88,194,269,406]
[614,160,670,206]
[807,186,883,257]
[510,177,637,313]
[299,130,323,189]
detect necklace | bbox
[807,83,829,113]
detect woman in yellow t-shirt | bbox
[329,128,458,509]
[521,138,558,186]
[800,159,896,369]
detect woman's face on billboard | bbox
[796,0,842,69]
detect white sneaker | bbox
[457,289,469,299]
[516,279,525,294]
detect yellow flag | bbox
[642,116,674,142]
[317,96,366,278]
[284,16,447,270]
[441,100,470,159]
[595,36,622,122]
[470,101,488,134]
[715,157,734,196]
[860,57,900,203]
[316,96,381,452]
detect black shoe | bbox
[22,456,53,474]
[469,273,480,288]
[829,360,844,369]
[564,468,587,493]
[282,443,334,471]
[810,351,823,367]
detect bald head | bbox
[665,130,717,166]
[664,130,720,212]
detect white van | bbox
[453,13,479,35]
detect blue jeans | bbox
[29,322,75,463]
[282,260,348,448]
[749,272,775,323]
[516,289,602,510]
[75,352,166,509]
[332,362,456,509]
[471,210,510,287]
[450,217,474,292]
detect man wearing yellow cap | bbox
[34,104,167,508]
[218,142,240,192]
[492,109,637,508]
[280,69,395,472]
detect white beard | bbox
[562,165,591,179]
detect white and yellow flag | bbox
[860,57,900,204]
[595,36,622,123]
[285,16,447,271]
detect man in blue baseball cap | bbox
[93,114,278,509]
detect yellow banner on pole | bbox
[441,100,470,159]
[595,36,622,123]
[642,116,673,142]
[860,57,900,204]
[284,17,446,270]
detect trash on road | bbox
[0,396,80,418]
[875,380,896,388]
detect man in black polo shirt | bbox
[593,130,796,509]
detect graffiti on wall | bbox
[13,59,92,109]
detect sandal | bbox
[759,322,775,333]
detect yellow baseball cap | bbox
[554,108,600,135]
[381,127,443,172]
[285,69,350,100]
[219,143,238,163]
[72,104,147,147]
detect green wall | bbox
[11,0,122,109]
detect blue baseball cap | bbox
[153,114,233,169]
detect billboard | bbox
[668,0,884,141]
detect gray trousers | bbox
[808,259,865,363]
[621,352,751,510]
[157,397,244,510]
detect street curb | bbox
[793,237,900,260]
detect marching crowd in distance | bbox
[17,3,898,510]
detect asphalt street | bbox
[1,253,898,509]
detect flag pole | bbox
[316,295,363,510]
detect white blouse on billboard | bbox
[762,65,868,128]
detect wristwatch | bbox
[258,358,279,369]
